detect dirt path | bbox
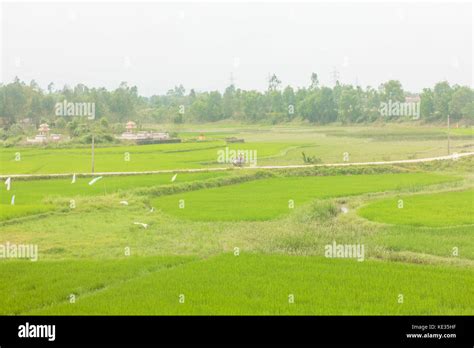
[1,152,473,180]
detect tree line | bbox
[1,74,472,128]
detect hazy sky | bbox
[1,1,472,96]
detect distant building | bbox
[116,120,176,143]
[27,123,63,144]
[20,118,32,125]
[27,134,47,144]
[38,123,50,135]
[125,121,137,133]
[118,131,171,141]
[405,95,420,104]
[50,134,62,141]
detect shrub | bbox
[302,152,322,164]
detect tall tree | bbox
[268,74,281,92]
[433,81,452,119]
[310,72,319,90]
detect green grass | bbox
[367,224,474,260]
[0,171,230,220]
[0,171,230,205]
[18,253,473,315]
[0,204,54,221]
[0,125,472,316]
[0,141,293,174]
[450,127,474,136]
[0,256,196,315]
[152,173,457,221]
[2,125,472,174]
[359,189,474,227]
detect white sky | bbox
[1,1,472,96]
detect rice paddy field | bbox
[1,124,472,175]
[0,125,473,315]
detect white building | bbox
[116,120,170,141]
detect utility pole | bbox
[447,114,450,155]
[91,133,95,174]
[330,67,340,86]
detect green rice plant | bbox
[358,189,474,227]
[152,173,457,221]
[24,253,474,315]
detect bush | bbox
[295,200,339,223]
[100,117,109,129]
[134,171,274,197]
[67,120,79,135]
[55,118,67,129]
[80,132,115,144]
[2,135,23,147]
[173,114,184,124]
[7,124,25,137]
[302,152,322,164]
